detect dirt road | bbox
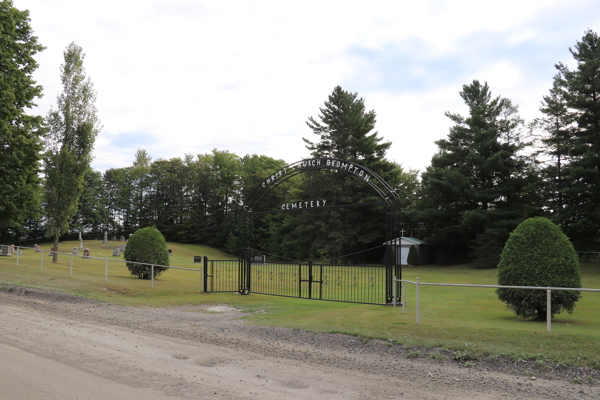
[0,286,597,399]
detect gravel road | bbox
[0,285,598,399]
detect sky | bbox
[15,0,600,174]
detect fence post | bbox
[547,288,552,332]
[40,249,44,270]
[392,274,397,307]
[416,277,421,325]
[104,257,108,282]
[16,246,20,267]
[151,265,155,288]
[69,254,73,275]
[203,256,208,293]
[401,281,405,313]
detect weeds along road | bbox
[0,286,597,400]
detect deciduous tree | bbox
[44,42,100,261]
[0,0,45,240]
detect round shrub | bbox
[496,217,581,320]
[407,245,418,266]
[124,227,169,279]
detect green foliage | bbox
[496,217,581,320]
[544,30,600,249]
[414,80,529,265]
[0,0,45,237]
[124,227,169,279]
[407,245,418,266]
[270,86,403,262]
[44,42,99,256]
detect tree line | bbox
[2,0,599,266]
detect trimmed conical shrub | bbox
[496,217,581,320]
[124,227,169,279]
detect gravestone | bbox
[120,235,125,242]
[72,247,78,255]
[120,244,125,251]
[80,241,84,250]
[35,245,40,253]
[78,230,82,241]
[83,248,90,258]
[0,245,12,257]
[103,231,108,244]
[112,235,117,241]
[253,254,266,263]
[168,249,172,258]
[113,248,120,257]
[194,256,202,263]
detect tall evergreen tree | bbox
[0,0,45,241]
[44,42,100,261]
[415,80,529,266]
[555,30,600,248]
[534,69,575,221]
[273,86,398,262]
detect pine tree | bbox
[275,86,399,262]
[416,80,528,265]
[556,30,600,248]
[535,69,575,221]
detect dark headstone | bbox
[194,256,202,263]
[83,248,90,258]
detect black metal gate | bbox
[250,260,387,305]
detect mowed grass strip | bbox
[1,240,600,366]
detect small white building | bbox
[385,237,427,265]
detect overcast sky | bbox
[16,0,600,173]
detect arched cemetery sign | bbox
[243,157,400,214]
[238,157,402,303]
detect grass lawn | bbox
[1,240,600,368]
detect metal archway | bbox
[238,157,402,303]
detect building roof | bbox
[384,237,426,245]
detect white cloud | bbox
[15,0,600,173]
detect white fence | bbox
[394,277,600,332]
[6,246,204,290]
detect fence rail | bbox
[397,277,600,332]
[2,246,392,305]
[2,246,239,293]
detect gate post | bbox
[203,256,209,293]
[308,260,313,299]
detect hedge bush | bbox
[407,245,418,266]
[124,227,169,279]
[496,217,581,320]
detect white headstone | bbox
[120,244,125,251]
[113,248,120,257]
[103,231,108,244]
[72,247,78,255]
[78,230,82,241]
[80,241,84,250]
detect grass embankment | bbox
[1,240,600,368]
